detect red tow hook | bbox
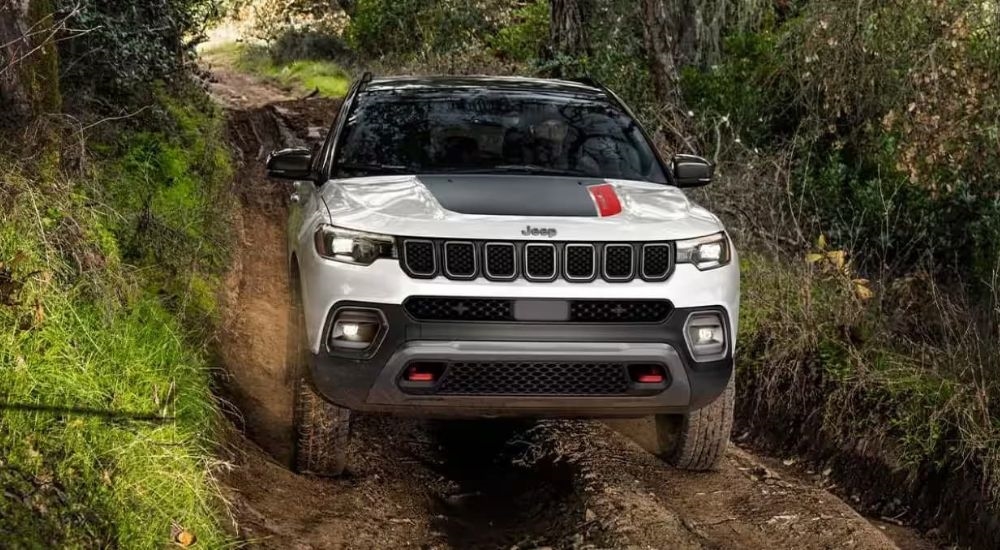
[629,364,667,384]
[404,363,444,383]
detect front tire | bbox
[293,377,351,476]
[289,273,351,476]
[654,372,734,471]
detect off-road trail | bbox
[205,65,931,549]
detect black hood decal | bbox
[417,175,609,217]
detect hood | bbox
[318,174,723,241]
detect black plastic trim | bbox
[311,302,734,412]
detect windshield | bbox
[333,89,668,183]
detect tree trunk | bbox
[0,0,34,126]
[0,0,60,131]
[550,0,588,60]
[640,0,697,105]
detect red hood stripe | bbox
[587,183,623,217]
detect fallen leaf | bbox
[826,250,846,271]
[175,529,196,547]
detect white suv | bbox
[267,75,739,476]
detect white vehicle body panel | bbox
[316,175,724,241]
[290,175,739,354]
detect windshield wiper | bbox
[336,163,412,175]
[437,164,595,177]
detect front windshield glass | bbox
[333,88,668,183]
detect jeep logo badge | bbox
[521,225,557,238]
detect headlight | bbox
[314,225,396,265]
[676,232,731,270]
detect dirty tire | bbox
[655,372,734,471]
[289,273,351,477]
[293,377,351,476]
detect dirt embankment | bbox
[207,71,931,550]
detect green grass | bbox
[737,250,1000,521]
[201,40,351,98]
[0,88,234,548]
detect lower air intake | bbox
[433,361,632,395]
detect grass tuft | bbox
[0,87,234,548]
[201,40,351,98]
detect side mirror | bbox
[266,148,314,180]
[671,154,713,187]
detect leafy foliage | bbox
[345,0,516,61]
[54,0,225,107]
[488,0,550,62]
[680,0,1000,281]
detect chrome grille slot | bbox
[564,244,596,281]
[641,244,672,280]
[524,243,557,281]
[443,241,476,279]
[603,244,634,281]
[402,240,436,277]
[484,242,516,280]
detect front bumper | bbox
[307,303,733,418]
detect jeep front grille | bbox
[397,238,674,283]
[404,297,673,323]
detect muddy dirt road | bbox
[205,68,924,549]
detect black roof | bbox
[366,75,608,99]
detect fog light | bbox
[685,312,727,361]
[696,326,722,345]
[329,309,384,352]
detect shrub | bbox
[345,0,515,61]
[97,87,233,334]
[488,0,550,63]
[54,0,225,108]
[680,0,1000,281]
[681,31,791,146]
